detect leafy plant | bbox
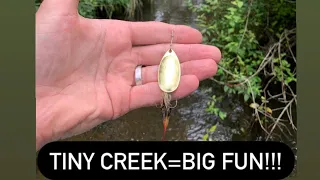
[203,124,217,141]
[188,0,296,140]
[35,0,143,20]
[188,0,266,101]
[206,95,227,120]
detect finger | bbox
[39,0,79,15]
[135,59,217,85]
[130,75,199,110]
[129,21,202,45]
[132,43,222,65]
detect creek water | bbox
[37,0,296,178]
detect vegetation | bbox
[35,0,143,20]
[187,0,296,141]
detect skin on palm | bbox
[35,0,222,151]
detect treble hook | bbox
[168,99,178,108]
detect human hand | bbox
[36,0,221,150]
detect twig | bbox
[228,44,277,85]
[238,0,253,49]
[266,98,295,140]
[285,29,296,63]
[263,76,276,95]
[267,92,283,101]
[286,83,297,105]
[247,80,270,135]
[210,77,225,85]
[271,107,285,112]
[256,109,287,122]
[217,64,239,78]
[228,29,296,86]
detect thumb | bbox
[39,0,80,15]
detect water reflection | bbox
[143,0,199,27]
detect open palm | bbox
[35,0,221,150]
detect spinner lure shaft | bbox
[157,30,181,141]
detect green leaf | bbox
[228,28,235,34]
[229,21,235,27]
[224,15,232,19]
[209,125,217,133]
[237,1,244,8]
[213,108,219,115]
[219,111,227,120]
[228,7,237,12]
[203,133,209,141]
[224,85,229,92]
[272,21,277,27]
[249,103,259,109]
[244,94,249,102]
[264,107,273,114]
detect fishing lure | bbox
[158,30,181,141]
